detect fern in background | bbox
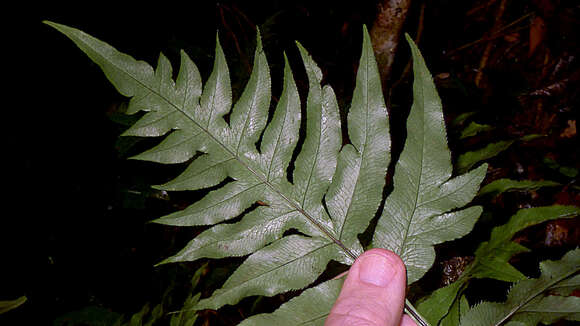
[417,205,580,325]
[45,21,518,325]
[460,248,580,326]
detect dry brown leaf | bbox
[560,120,576,138]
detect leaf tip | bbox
[154,257,173,267]
[148,217,164,225]
[361,24,372,46]
[43,20,69,34]
[296,40,312,59]
[282,51,292,72]
[151,184,164,191]
[475,162,489,174]
[254,26,263,51]
[126,153,142,161]
[42,20,58,28]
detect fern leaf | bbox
[477,178,560,197]
[457,140,514,173]
[238,279,344,326]
[460,248,580,326]
[440,295,468,326]
[459,122,494,139]
[417,205,580,324]
[0,296,27,315]
[45,20,391,312]
[193,235,338,310]
[472,205,580,281]
[372,34,487,284]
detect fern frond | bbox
[417,205,580,324]
[45,20,390,310]
[46,21,493,326]
[459,248,580,326]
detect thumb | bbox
[325,249,413,326]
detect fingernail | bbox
[358,253,395,287]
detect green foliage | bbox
[417,205,580,325]
[459,121,494,139]
[0,296,27,315]
[169,293,200,326]
[115,263,206,326]
[477,178,560,197]
[45,21,489,325]
[460,248,580,326]
[543,156,579,178]
[457,140,514,173]
[238,279,344,325]
[441,295,469,326]
[116,303,164,326]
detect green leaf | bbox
[451,111,477,128]
[170,293,200,326]
[238,279,343,326]
[459,122,494,139]
[417,205,580,324]
[169,263,206,326]
[460,248,580,326]
[194,235,338,310]
[543,156,579,178]
[472,205,580,281]
[372,34,487,284]
[457,140,514,173]
[417,279,466,324]
[441,295,469,326]
[550,274,580,296]
[0,296,27,315]
[478,178,560,197]
[505,295,580,326]
[128,304,150,326]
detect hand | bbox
[325,249,417,326]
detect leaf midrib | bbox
[235,79,261,156]
[495,268,579,326]
[397,72,426,257]
[266,90,291,182]
[213,241,334,297]
[185,209,298,255]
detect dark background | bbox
[5,1,579,325]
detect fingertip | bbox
[361,249,406,274]
[357,249,406,287]
[325,249,408,326]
